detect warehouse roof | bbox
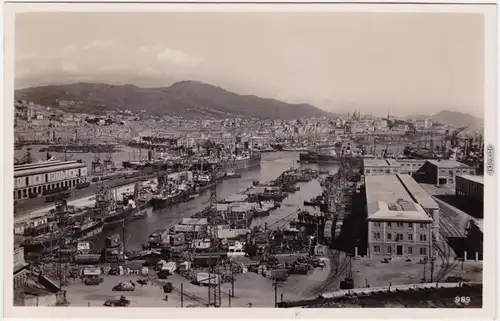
[367,201,432,222]
[365,175,433,222]
[457,175,484,185]
[365,175,413,206]
[426,160,470,168]
[397,174,439,210]
[363,159,392,167]
[14,161,86,178]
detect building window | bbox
[387,246,392,255]
[387,233,392,240]
[420,223,427,229]
[419,234,427,241]
[25,177,29,186]
[420,247,427,255]
[373,246,380,254]
[408,222,413,229]
[408,233,413,241]
[17,190,22,199]
[396,222,404,228]
[387,222,392,228]
[365,169,371,174]
[385,169,390,174]
[408,247,413,255]
[373,232,381,240]
[373,222,381,228]
[396,233,404,241]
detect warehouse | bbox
[365,175,433,260]
[455,175,484,203]
[363,159,429,176]
[14,160,88,200]
[416,160,474,186]
[362,159,400,176]
[397,174,441,241]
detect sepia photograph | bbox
[2,2,497,319]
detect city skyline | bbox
[15,12,485,118]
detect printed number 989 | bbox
[455,296,471,304]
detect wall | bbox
[368,221,432,259]
[456,176,484,202]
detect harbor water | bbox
[90,151,339,252]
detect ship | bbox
[39,144,120,154]
[221,153,261,171]
[71,219,104,242]
[20,226,68,255]
[403,146,440,159]
[299,150,346,164]
[93,186,135,228]
[122,160,147,170]
[21,201,104,255]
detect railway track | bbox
[433,239,459,282]
[302,249,351,299]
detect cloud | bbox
[61,62,79,74]
[16,41,204,84]
[156,48,201,66]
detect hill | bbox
[14,81,332,120]
[406,110,483,132]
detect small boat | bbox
[128,206,151,221]
[188,193,199,201]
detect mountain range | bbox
[405,110,484,132]
[15,81,482,130]
[15,81,333,120]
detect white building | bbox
[14,160,88,200]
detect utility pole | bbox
[181,283,184,308]
[231,269,235,297]
[274,281,278,308]
[228,290,232,307]
[430,257,435,283]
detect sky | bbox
[14,12,485,117]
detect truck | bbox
[148,229,169,249]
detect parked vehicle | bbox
[112,281,135,291]
[104,296,130,307]
[163,282,173,293]
[84,277,104,286]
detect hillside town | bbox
[12,97,484,308]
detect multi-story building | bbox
[363,159,430,177]
[396,159,427,175]
[365,175,434,259]
[363,159,400,176]
[14,160,88,200]
[418,160,474,185]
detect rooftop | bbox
[365,175,413,205]
[363,159,392,167]
[426,159,470,168]
[14,161,86,178]
[367,201,432,222]
[365,175,433,222]
[397,174,439,210]
[386,159,401,167]
[457,175,484,185]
